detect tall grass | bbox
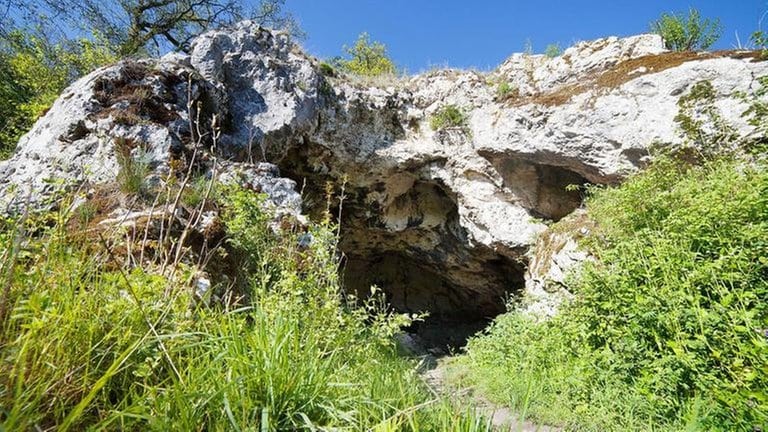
[456,156,768,431]
[0,187,490,431]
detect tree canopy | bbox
[1,0,301,56]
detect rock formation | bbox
[1,21,766,333]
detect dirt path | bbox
[418,355,560,432]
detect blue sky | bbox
[287,1,768,72]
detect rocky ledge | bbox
[2,22,766,332]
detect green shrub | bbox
[318,61,336,77]
[0,187,491,431]
[458,156,768,431]
[337,32,396,77]
[495,81,519,101]
[544,43,561,58]
[650,8,722,51]
[430,105,469,131]
[751,31,768,59]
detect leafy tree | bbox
[1,0,301,56]
[338,32,396,77]
[650,8,722,52]
[0,30,116,158]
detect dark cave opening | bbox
[480,152,590,221]
[279,145,529,352]
[341,251,526,351]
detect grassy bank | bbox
[455,156,768,431]
[0,187,490,431]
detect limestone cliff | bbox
[1,21,766,325]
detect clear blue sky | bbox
[287,0,767,72]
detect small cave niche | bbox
[482,153,589,221]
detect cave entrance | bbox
[279,147,528,352]
[341,248,525,352]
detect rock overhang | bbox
[2,22,767,336]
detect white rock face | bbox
[1,23,766,320]
[189,21,320,158]
[496,34,667,96]
[522,210,593,318]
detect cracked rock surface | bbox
[2,22,766,324]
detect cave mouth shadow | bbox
[342,251,525,353]
[480,151,591,222]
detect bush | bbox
[430,105,469,131]
[650,8,722,51]
[458,156,768,431]
[318,61,336,77]
[751,31,768,59]
[0,187,491,431]
[544,43,561,58]
[495,81,519,101]
[337,32,396,77]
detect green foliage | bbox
[179,174,220,209]
[338,32,396,77]
[318,61,336,77]
[430,105,469,131]
[674,80,739,157]
[650,8,722,52]
[0,30,116,159]
[544,43,561,58]
[115,146,151,195]
[495,81,519,101]
[458,156,768,431]
[751,31,768,59]
[0,187,491,430]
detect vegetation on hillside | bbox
[0,185,491,430]
[455,154,768,431]
[650,8,722,52]
[455,74,768,431]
